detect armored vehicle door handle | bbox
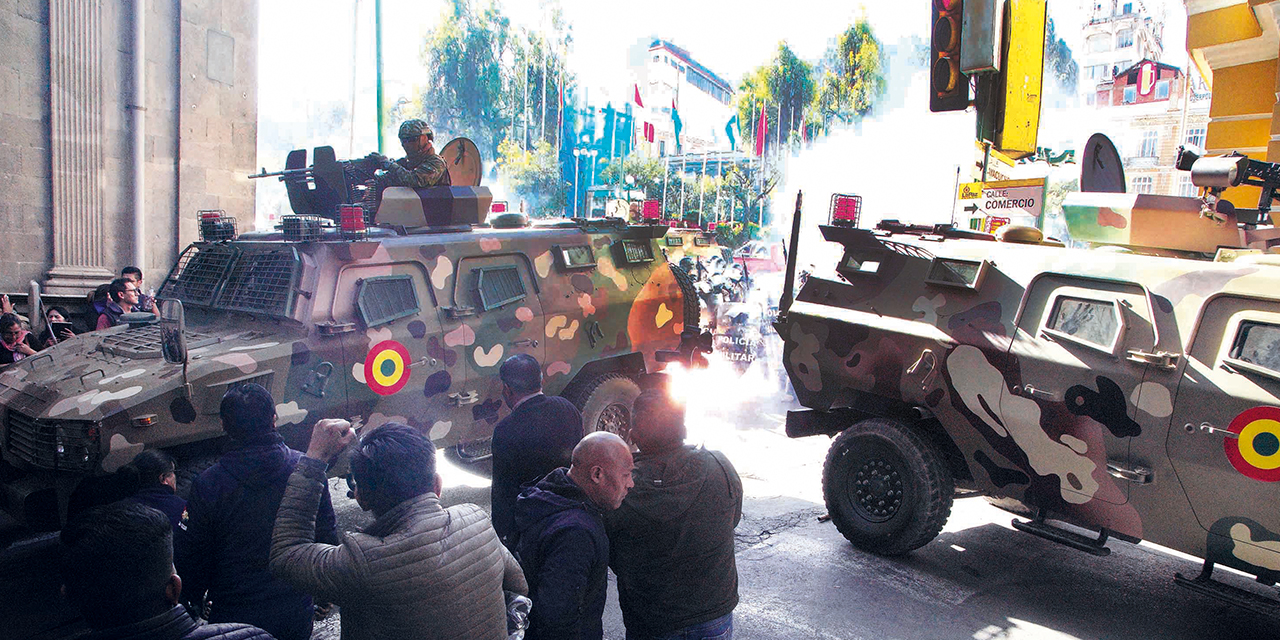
[1016,384,1060,402]
[1106,461,1153,484]
[1189,422,1237,438]
[449,391,479,406]
[906,349,938,389]
[510,339,538,348]
[301,362,334,398]
[1125,349,1179,370]
[317,322,356,336]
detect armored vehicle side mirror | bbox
[27,280,44,337]
[160,300,188,365]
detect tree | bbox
[813,19,887,128]
[720,161,782,226]
[415,0,575,160]
[495,139,569,217]
[1044,18,1079,95]
[599,156,666,199]
[734,43,816,154]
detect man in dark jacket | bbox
[61,501,275,640]
[605,391,743,640]
[514,431,634,640]
[491,353,584,543]
[175,384,338,640]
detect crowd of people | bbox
[59,352,744,640]
[0,266,158,367]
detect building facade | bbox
[636,40,736,157]
[1089,59,1211,196]
[0,0,258,299]
[1078,0,1165,106]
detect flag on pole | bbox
[725,114,738,151]
[754,102,768,157]
[671,99,683,154]
[634,84,644,108]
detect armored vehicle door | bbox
[331,263,461,441]
[1003,275,1165,506]
[1167,295,1280,577]
[440,251,546,458]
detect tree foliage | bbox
[720,161,782,225]
[813,20,887,127]
[1044,18,1079,95]
[416,0,573,160]
[599,156,666,199]
[495,139,569,217]
[734,43,816,153]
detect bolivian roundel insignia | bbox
[1225,406,1280,482]
[365,340,411,396]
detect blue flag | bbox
[671,99,683,154]
[725,115,738,151]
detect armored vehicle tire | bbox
[568,373,642,444]
[823,418,954,556]
[175,454,220,501]
[667,262,702,330]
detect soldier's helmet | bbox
[398,119,433,141]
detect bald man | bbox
[513,432,634,640]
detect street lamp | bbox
[572,148,583,218]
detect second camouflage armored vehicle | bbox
[0,147,701,529]
[775,152,1280,612]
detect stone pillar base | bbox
[43,266,116,298]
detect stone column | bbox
[44,0,115,297]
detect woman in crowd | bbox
[0,313,38,365]
[37,306,76,348]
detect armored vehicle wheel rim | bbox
[596,403,631,440]
[850,457,905,522]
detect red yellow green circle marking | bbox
[1225,406,1280,482]
[365,340,411,396]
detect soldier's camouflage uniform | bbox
[380,151,452,189]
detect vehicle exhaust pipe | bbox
[779,190,803,315]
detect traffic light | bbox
[931,0,969,112]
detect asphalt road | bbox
[5,361,1280,640]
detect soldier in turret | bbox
[365,119,452,189]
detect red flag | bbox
[634,84,644,108]
[754,102,768,157]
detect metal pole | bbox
[699,153,706,227]
[950,165,961,226]
[662,158,670,218]
[574,153,581,217]
[348,0,360,157]
[680,156,686,220]
[375,0,385,154]
[779,190,804,315]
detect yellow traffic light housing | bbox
[931,0,970,112]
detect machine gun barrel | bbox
[247,166,313,180]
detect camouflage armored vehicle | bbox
[0,146,701,530]
[775,151,1280,612]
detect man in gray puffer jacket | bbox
[270,420,527,640]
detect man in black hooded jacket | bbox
[514,432,633,640]
[175,384,338,640]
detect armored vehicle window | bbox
[925,258,987,289]
[694,237,713,247]
[473,265,527,311]
[554,244,596,270]
[1046,296,1120,352]
[664,236,684,247]
[1228,321,1280,377]
[841,253,881,274]
[215,247,301,316]
[158,244,238,306]
[614,239,656,265]
[357,275,420,328]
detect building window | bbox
[1140,130,1159,157]
[658,140,666,157]
[1186,126,1206,148]
[1178,175,1197,197]
[1123,2,1133,14]
[1132,176,1154,193]
[1088,34,1112,53]
[1086,93,1096,106]
[1117,30,1134,49]
[1155,80,1170,99]
[1123,86,1137,104]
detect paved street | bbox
[5,361,1280,640]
